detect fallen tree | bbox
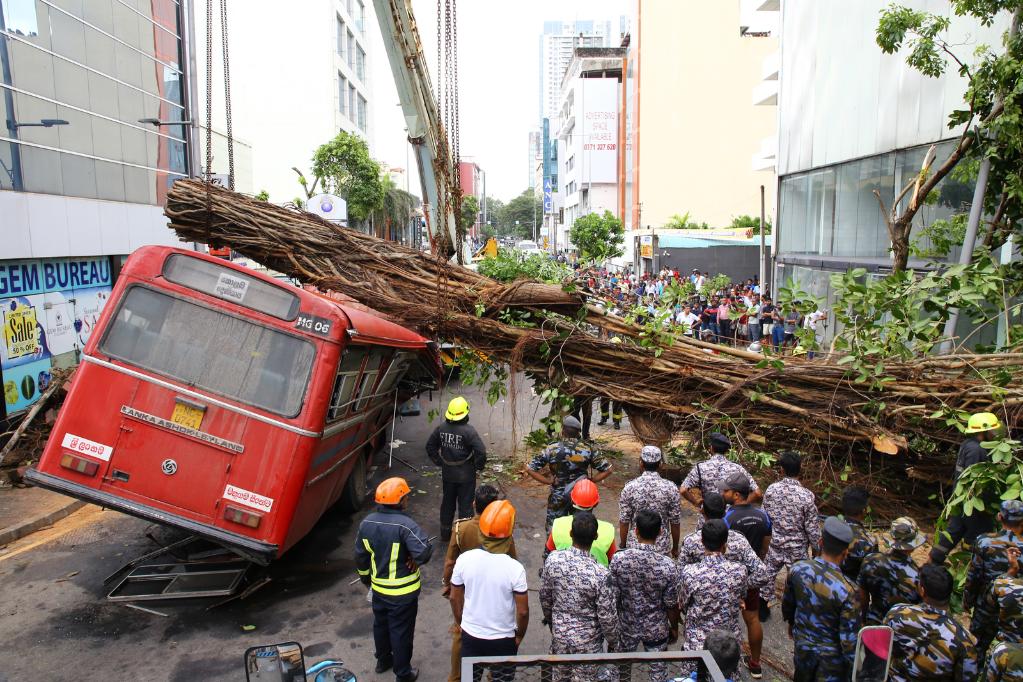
[165,179,1023,456]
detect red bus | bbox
[26,246,440,564]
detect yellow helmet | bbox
[445,396,470,421]
[964,412,1001,434]
[792,345,807,356]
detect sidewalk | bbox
[0,484,85,547]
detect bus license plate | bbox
[171,402,205,431]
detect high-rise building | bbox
[0,0,199,419]
[539,19,617,122]
[527,129,541,189]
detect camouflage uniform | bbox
[965,529,1023,654]
[681,454,759,502]
[609,544,679,652]
[618,471,682,555]
[841,518,877,582]
[678,528,770,589]
[529,439,611,531]
[982,575,1023,644]
[884,602,978,682]
[986,640,1023,681]
[540,546,619,682]
[678,553,748,651]
[760,477,821,603]
[781,557,860,682]
[858,550,921,625]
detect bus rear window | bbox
[163,254,301,321]
[100,287,315,417]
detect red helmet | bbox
[571,479,600,510]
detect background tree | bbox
[569,210,625,264]
[461,195,480,235]
[498,189,543,239]
[875,2,1023,271]
[483,196,505,234]
[292,131,384,220]
[730,214,772,235]
[371,174,419,240]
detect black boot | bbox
[598,417,607,425]
[375,657,393,673]
[397,668,419,682]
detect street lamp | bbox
[8,118,69,128]
[137,118,192,127]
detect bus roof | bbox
[126,246,433,349]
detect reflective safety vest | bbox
[360,538,422,596]
[355,507,433,599]
[551,514,615,566]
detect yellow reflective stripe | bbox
[371,579,422,596]
[389,542,400,580]
[371,571,421,587]
[357,568,370,576]
[362,539,377,579]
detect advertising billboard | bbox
[582,79,619,184]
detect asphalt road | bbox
[0,380,792,681]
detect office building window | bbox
[347,29,355,65]
[348,84,356,122]
[0,0,189,203]
[338,73,348,116]
[356,0,366,34]
[337,15,345,56]
[357,95,367,131]
[356,45,366,82]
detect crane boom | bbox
[372,0,467,262]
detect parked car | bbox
[515,240,543,257]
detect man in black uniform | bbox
[427,396,488,542]
[355,478,433,682]
[934,411,1003,559]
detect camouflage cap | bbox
[640,445,663,463]
[1001,499,1023,522]
[889,516,925,551]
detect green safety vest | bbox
[551,514,615,566]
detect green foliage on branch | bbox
[569,211,625,264]
[666,212,710,230]
[730,214,772,235]
[461,195,480,234]
[476,249,570,284]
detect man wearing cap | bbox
[449,500,529,682]
[609,509,680,672]
[540,511,620,675]
[965,499,1023,656]
[427,396,488,542]
[722,472,773,679]
[858,517,925,625]
[680,432,760,511]
[619,445,682,557]
[527,415,613,532]
[442,484,517,682]
[545,478,617,566]
[355,478,434,682]
[982,546,1023,653]
[839,485,877,582]
[760,451,821,621]
[936,411,1003,556]
[782,516,862,682]
[885,563,978,682]
[679,519,750,654]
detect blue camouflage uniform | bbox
[986,640,1023,681]
[529,438,611,531]
[965,527,1023,655]
[841,518,877,582]
[782,556,861,681]
[858,550,921,625]
[982,574,1023,645]
[885,601,978,682]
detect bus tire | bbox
[338,450,369,513]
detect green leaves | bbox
[569,211,626,264]
[310,131,383,220]
[876,6,952,78]
[477,249,571,284]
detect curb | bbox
[0,499,87,546]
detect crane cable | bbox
[435,0,463,262]
[202,0,235,190]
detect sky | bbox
[367,0,629,204]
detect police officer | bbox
[680,433,760,510]
[885,563,978,682]
[355,478,433,682]
[427,396,487,542]
[935,411,1003,556]
[782,516,861,682]
[618,445,682,557]
[839,485,877,582]
[527,415,612,531]
[982,546,1023,648]
[678,519,749,654]
[965,499,1023,656]
[545,478,617,566]
[540,511,619,672]
[858,516,925,625]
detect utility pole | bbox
[759,185,766,293]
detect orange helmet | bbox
[479,500,516,538]
[375,477,411,505]
[570,479,600,510]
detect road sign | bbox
[543,178,553,214]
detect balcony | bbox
[752,79,778,106]
[762,50,779,81]
[740,0,779,36]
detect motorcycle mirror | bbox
[851,625,894,681]
[244,642,307,682]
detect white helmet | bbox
[747,342,763,353]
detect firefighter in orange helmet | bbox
[355,477,433,682]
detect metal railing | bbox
[461,651,728,682]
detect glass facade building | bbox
[0,0,191,206]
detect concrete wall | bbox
[637,1,776,228]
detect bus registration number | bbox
[171,402,205,431]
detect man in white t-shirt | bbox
[675,305,701,337]
[450,500,528,681]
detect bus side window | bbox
[351,349,390,413]
[327,347,368,421]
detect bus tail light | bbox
[224,505,262,529]
[60,453,100,476]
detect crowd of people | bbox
[355,397,1022,682]
[578,266,828,354]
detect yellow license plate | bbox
[171,402,205,431]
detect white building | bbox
[213,0,374,202]
[773,0,1006,339]
[539,20,617,122]
[0,0,200,419]
[556,48,624,247]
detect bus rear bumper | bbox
[23,469,278,565]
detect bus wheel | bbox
[338,450,369,513]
